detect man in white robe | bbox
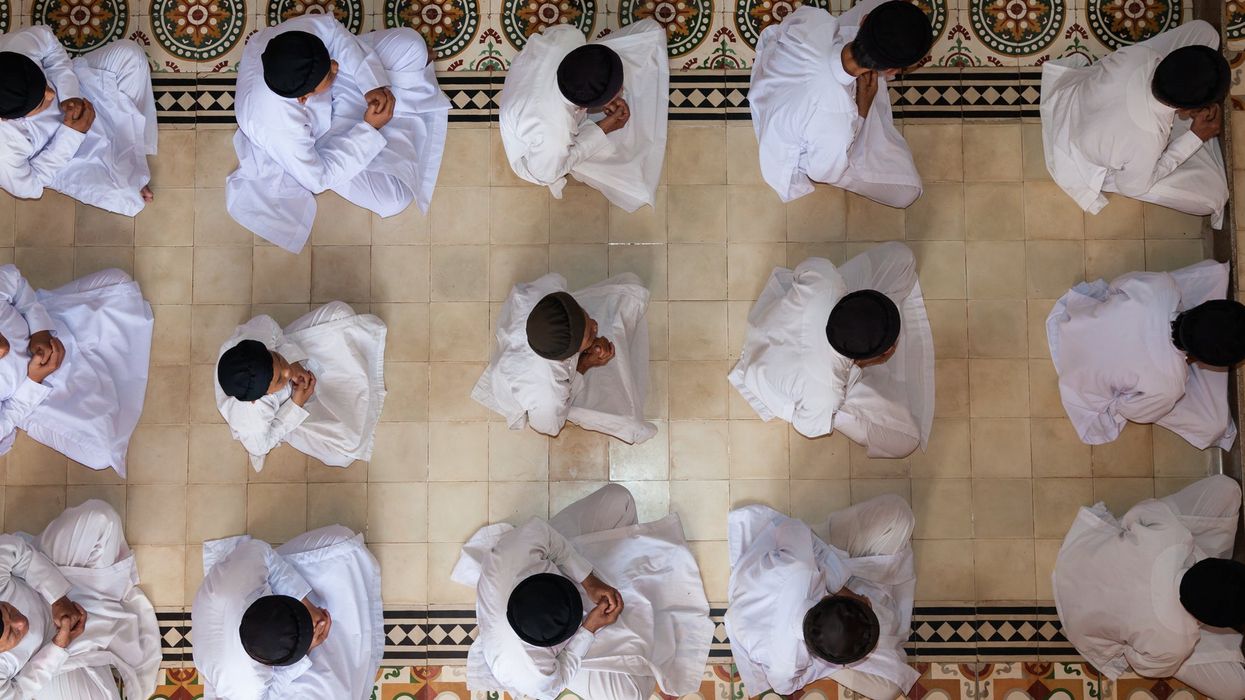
[749,0,931,207]
[1046,259,1243,450]
[1041,20,1229,228]
[729,243,934,458]
[725,496,918,699]
[499,20,668,212]
[0,265,152,476]
[453,484,714,700]
[226,14,450,252]
[1053,475,1245,699]
[191,526,382,700]
[0,27,157,216]
[0,500,160,700]
[215,301,386,471]
[472,273,656,444]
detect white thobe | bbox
[472,273,656,444]
[0,267,152,476]
[192,527,383,700]
[749,1,921,207]
[498,20,668,212]
[227,15,450,252]
[1053,475,1245,700]
[453,485,714,700]
[0,500,160,700]
[1040,20,1228,228]
[216,302,387,471]
[1046,259,1236,450]
[729,244,934,457]
[0,27,157,216]
[725,498,919,697]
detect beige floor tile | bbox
[914,539,975,601]
[649,300,670,360]
[1026,241,1085,298]
[688,540,730,603]
[439,128,489,187]
[381,362,429,422]
[75,246,133,278]
[727,185,786,243]
[372,205,430,246]
[428,362,490,421]
[16,247,75,289]
[549,480,609,515]
[667,243,726,301]
[312,245,371,303]
[252,246,311,303]
[372,303,429,362]
[67,485,126,521]
[134,545,186,607]
[726,126,764,186]
[667,185,727,244]
[4,485,63,534]
[1092,477,1154,515]
[367,482,428,541]
[309,192,371,246]
[906,124,964,181]
[549,187,608,243]
[429,187,490,245]
[369,422,429,482]
[1142,203,1204,239]
[905,182,964,241]
[669,480,729,540]
[373,543,429,605]
[306,459,366,483]
[488,423,549,480]
[1090,422,1153,477]
[126,425,188,484]
[667,126,727,185]
[428,422,489,481]
[850,478,911,504]
[969,359,1029,417]
[668,360,729,420]
[194,129,239,188]
[609,189,668,243]
[490,188,548,244]
[189,304,251,363]
[1030,417,1091,478]
[247,483,307,544]
[487,128,527,186]
[965,183,1024,240]
[1023,181,1085,239]
[16,191,75,246]
[76,204,135,246]
[911,479,972,539]
[971,418,1031,477]
[646,361,668,421]
[0,196,11,248]
[909,241,966,299]
[134,247,193,305]
[1034,538,1062,599]
[550,244,609,292]
[910,418,971,479]
[729,420,789,479]
[189,364,224,425]
[489,480,550,525]
[427,541,474,604]
[849,440,909,478]
[974,538,1036,600]
[972,478,1034,538]
[429,302,491,362]
[7,436,67,485]
[787,186,847,242]
[549,425,610,481]
[614,480,671,523]
[193,189,253,245]
[845,194,906,241]
[935,359,970,418]
[142,365,190,425]
[789,479,851,527]
[1033,478,1093,538]
[667,301,727,361]
[788,428,851,480]
[1027,299,1054,360]
[249,444,307,482]
[151,131,196,188]
[189,424,248,483]
[371,245,430,303]
[1027,358,1064,418]
[1020,123,1048,181]
[186,484,246,543]
[1145,239,1205,272]
[966,241,1025,299]
[727,243,785,301]
[430,245,489,301]
[963,123,1022,182]
[967,299,1027,358]
[1085,195,1143,240]
[1085,239,1144,282]
[731,479,790,511]
[1152,425,1216,477]
[609,423,668,481]
[608,244,668,300]
[127,484,187,545]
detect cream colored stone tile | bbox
[966,241,1024,299]
[727,185,785,242]
[371,303,429,362]
[194,129,239,187]
[729,420,789,479]
[609,423,668,481]
[969,359,1029,417]
[426,541,473,604]
[187,484,246,543]
[141,365,190,425]
[135,545,186,607]
[1085,239,1144,283]
[426,422,489,481]
[964,183,1024,240]
[963,123,1022,181]
[850,478,911,504]
[668,185,727,243]
[76,204,134,246]
[489,423,549,480]
[66,485,126,519]
[789,479,851,528]
[1027,241,1085,298]
[7,436,66,485]
[1024,181,1085,239]
[370,245,430,303]
[974,539,1035,600]
[550,244,608,291]
[731,479,790,511]
[429,302,490,362]
[1091,422,1153,477]
[910,418,971,479]
[311,245,370,303]
[309,192,371,245]
[189,424,248,483]
[1085,195,1143,239]
[74,246,132,278]
[151,305,190,366]
[248,444,307,482]
[0,196,13,248]
[428,362,490,420]
[489,187,548,244]
[912,479,972,539]
[490,245,548,302]
[1034,538,1061,599]
[151,130,196,187]
[1027,359,1062,419]
[1033,478,1093,538]
[787,185,847,242]
[906,124,963,181]
[1028,299,1054,360]
[608,244,667,300]
[370,543,428,605]
[727,300,749,360]
[726,126,763,185]
[189,304,251,363]
[489,481,550,524]
[667,126,727,184]
[905,182,964,240]
[909,241,966,299]
[439,128,489,186]
[367,482,427,541]
[1152,425,1215,477]
[688,539,729,602]
[247,483,307,544]
[935,359,969,418]
[1020,122,1048,181]
[380,362,428,422]
[609,188,667,243]
[194,189,253,245]
[914,539,975,601]
[972,478,1033,538]
[971,418,1031,477]
[252,245,310,303]
[189,364,224,424]
[1031,417,1091,478]
[1093,477,1154,515]
[928,302,970,361]
[16,248,74,289]
[648,300,669,361]
[666,243,726,301]
[667,301,727,360]
[1145,239,1205,272]
[368,422,429,482]
[549,187,608,243]
[668,361,728,419]
[846,193,907,241]
[431,245,489,301]
[549,425,610,481]
[1143,203,1204,238]
[371,203,429,245]
[251,304,311,327]
[669,421,729,480]
[16,191,75,246]
[3,486,64,534]
[968,299,1027,358]
[306,457,366,482]
[669,480,728,540]
[428,481,489,542]
[728,243,785,301]
[849,439,909,478]
[548,480,608,515]
[488,128,528,186]
[127,484,186,545]
[126,425,188,484]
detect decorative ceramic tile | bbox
[386,0,483,64]
[1083,0,1184,54]
[618,0,715,59]
[265,0,366,34]
[967,0,1067,62]
[149,0,249,65]
[1103,672,1211,700]
[0,0,10,33]
[32,0,130,56]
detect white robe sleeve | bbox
[262,540,314,601]
[512,116,612,187]
[0,265,55,335]
[0,126,85,200]
[217,316,311,464]
[802,106,859,189]
[0,535,73,698]
[525,368,580,437]
[261,116,387,195]
[0,379,53,450]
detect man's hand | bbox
[50,597,86,649]
[291,370,316,407]
[62,98,95,134]
[363,87,396,130]
[598,96,630,135]
[1191,104,1222,141]
[855,70,878,119]
[27,334,65,384]
[59,98,86,121]
[582,598,623,633]
[576,336,615,374]
[581,573,623,615]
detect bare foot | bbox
[140,186,154,203]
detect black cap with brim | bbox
[827,290,902,360]
[1152,45,1230,109]
[239,595,315,666]
[557,44,624,108]
[218,339,274,402]
[506,573,584,647]
[526,292,588,361]
[0,52,48,120]
[262,31,332,99]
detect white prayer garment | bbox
[472,273,657,444]
[227,14,450,252]
[192,527,384,700]
[498,20,668,212]
[453,484,714,700]
[729,243,934,457]
[1046,259,1236,450]
[1053,475,1245,699]
[1041,20,1228,228]
[216,302,387,471]
[725,497,919,697]
[748,0,922,208]
[0,266,152,476]
[0,28,157,216]
[0,500,160,700]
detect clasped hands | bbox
[50,596,87,649]
[580,573,623,633]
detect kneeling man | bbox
[1053,475,1245,699]
[192,526,382,699]
[0,27,157,215]
[1047,259,1243,449]
[1041,20,1229,227]
[227,14,451,252]
[499,19,668,212]
[749,0,931,206]
[453,484,713,700]
[473,273,656,444]
[216,302,387,471]
[0,500,160,699]
[726,495,918,698]
[729,243,934,458]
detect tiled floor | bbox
[0,119,1226,618]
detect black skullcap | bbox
[827,290,901,360]
[556,44,624,108]
[1152,45,1230,109]
[262,31,331,98]
[239,595,314,666]
[1172,299,1245,367]
[0,53,47,120]
[1179,558,1245,628]
[506,573,584,647]
[526,292,588,361]
[853,0,933,69]
[803,595,881,664]
[218,339,275,402]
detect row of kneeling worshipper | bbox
[2,479,1243,700]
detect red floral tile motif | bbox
[150,668,205,700]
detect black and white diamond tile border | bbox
[153,605,1079,666]
[152,68,1040,126]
